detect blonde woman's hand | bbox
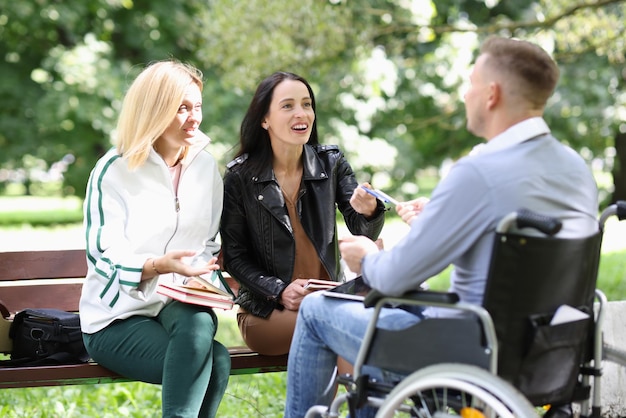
[148,251,219,280]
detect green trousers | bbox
[83,301,231,417]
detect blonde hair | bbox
[115,60,204,169]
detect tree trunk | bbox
[612,130,626,204]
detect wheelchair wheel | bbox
[375,363,538,418]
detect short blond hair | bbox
[116,60,203,169]
[480,36,559,110]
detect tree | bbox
[322,0,626,203]
[1,0,624,204]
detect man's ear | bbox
[486,82,500,110]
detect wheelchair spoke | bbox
[375,365,538,418]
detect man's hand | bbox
[396,197,429,225]
[339,235,380,275]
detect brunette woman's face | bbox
[262,79,315,149]
[159,83,203,149]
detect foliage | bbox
[1,0,625,203]
[223,373,286,418]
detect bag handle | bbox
[0,299,9,319]
[215,270,235,297]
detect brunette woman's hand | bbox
[350,183,378,218]
[279,278,309,311]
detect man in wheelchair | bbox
[284,36,599,418]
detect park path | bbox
[0,221,412,252]
[1,217,625,252]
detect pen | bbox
[361,186,399,205]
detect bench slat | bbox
[0,250,87,281]
[0,250,239,307]
[0,283,83,314]
[0,348,287,388]
[0,362,130,389]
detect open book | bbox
[157,270,235,310]
[303,279,339,291]
[185,271,234,298]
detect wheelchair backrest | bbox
[482,229,602,406]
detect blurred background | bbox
[1,0,625,217]
[1,1,625,416]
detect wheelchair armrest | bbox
[609,200,626,221]
[363,289,460,308]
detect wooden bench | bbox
[0,249,287,389]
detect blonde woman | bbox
[79,60,230,417]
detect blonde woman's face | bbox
[160,83,203,149]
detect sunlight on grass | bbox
[0,196,83,226]
[215,310,245,347]
[0,195,82,212]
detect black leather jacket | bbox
[220,144,386,318]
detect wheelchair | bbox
[306,201,626,418]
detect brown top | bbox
[282,185,330,282]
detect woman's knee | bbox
[166,306,218,344]
[189,309,218,331]
[213,341,231,372]
[187,314,219,348]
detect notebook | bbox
[322,276,371,302]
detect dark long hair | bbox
[234,71,319,174]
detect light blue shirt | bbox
[362,118,598,316]
[472,117,550,156]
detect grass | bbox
[0,196,83,226]
[0,195,625,416]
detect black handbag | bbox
[1,308,89,367]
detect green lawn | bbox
[0,196,83,226]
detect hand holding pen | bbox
[360,186,399,205]
[349,183,380,217]
[361,185,429,225]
